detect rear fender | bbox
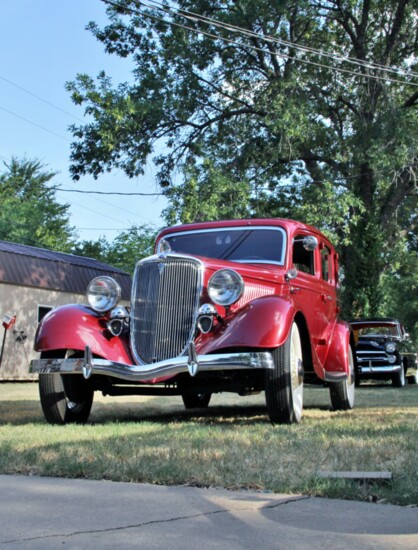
[197,295,295,354]
[34,304,132,364]
[323,321,351,375]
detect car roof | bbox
[157,218,331,244]
[350,318,399,325]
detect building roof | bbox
[0,241,132,299]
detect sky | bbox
[0,0,168,244]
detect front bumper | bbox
[30,344,275,382]
[357,364,402,376]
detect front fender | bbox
[34,304,133,364]
[197,295,295,354]
[323,321,351,375]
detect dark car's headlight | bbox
[386,342,396,353]
[208,269,244,306]
[87,276,121,313]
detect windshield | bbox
[353,324,401,338]
[160,227,286,265]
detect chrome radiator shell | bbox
[130,254,202,365]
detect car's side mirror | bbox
[286,268,298,281]
[302,236,319,251]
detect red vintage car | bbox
[31,218,355,424]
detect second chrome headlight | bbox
[208,269,244,306]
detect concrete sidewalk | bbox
[0,475,417,549]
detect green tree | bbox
[106,224,157,273]
[380,198,418,343]
[73,225,157,274]
[163,160,252,224]
[67,0,418,318]
[0,158,76,251]
[71,236,112,264]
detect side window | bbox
[37,305,53,323]
[293,236,315,275]
[321,246,331,282]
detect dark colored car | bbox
[350,318,418,386]
[31,218,356,425]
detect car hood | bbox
[177,253,287,285]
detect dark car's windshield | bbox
[160,227,286,265]
[353,324,401,338]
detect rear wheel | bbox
[329,346,355,410]
[265,322,304,424]
[39,352,94,424]
[407,372,418,385]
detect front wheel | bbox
[329,345,355,411]
[265,322,304,424]
[392,366,406,387]
[182,393,212,409]
[39,352,94,424]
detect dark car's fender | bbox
[197,295,296,354]
[34,304,133,363]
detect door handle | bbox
[322,294,333,302]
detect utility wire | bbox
[141,0,418,80]
[57,187,163,195]
[78,227,135,230]
[0,75,85,123]
[67,196,131,226]
[101,0,418,87]
[56,181,159,224]
[0,105,71,142]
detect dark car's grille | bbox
[356,350,392,367]
[130,256,202,364]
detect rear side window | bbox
[321,246,331,282]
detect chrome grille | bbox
[130,256,202,364]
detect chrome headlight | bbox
[388,354,397,364]
[385,342,396,353]
[87,276,121,313]
[208,269,244,306]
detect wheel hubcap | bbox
[290,324,304,422]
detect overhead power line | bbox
[141,0,418,80]
[57,187,163,196]
[78,227,135,230]
[0,75,85,123]
[56,181,160,224]
[0,106,71,141]
[101,0,418,87]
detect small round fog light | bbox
[108,318,124,336]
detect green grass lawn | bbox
[0,381,417,505]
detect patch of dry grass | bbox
[0,382,417,505]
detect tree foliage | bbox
[74,224,157,274]
[67,0,418,323]
[163,159,252,224]
[0,158,76,251]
